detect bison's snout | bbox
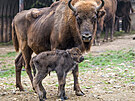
[82,32,92,42]
[79,56,84,63]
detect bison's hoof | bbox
[75,91,85,96]
[103,39,108,42]
[110,39,113,42]
[96,43,101,46]
[16,84,24,91]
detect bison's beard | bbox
[83,42,91,52]
[83,39,91,43]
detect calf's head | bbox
[66,47,84,63]
[68,0,105,43]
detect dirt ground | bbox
[0,34,135,101]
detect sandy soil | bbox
[0,34,135,101]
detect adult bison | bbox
[12,0,105,96]
[103,0,117,42]
[12,1,60,91]
[94,0,117,45]
[116,0,134,32]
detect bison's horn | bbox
[68,0,76,12]
[96,0,104,11]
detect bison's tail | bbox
[12,21,19,52]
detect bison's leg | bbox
[21,46,33,88]
[93,33,101,46]
[110,16,115,42]
[57,72,68,100]
[103,25,109,42]
[126,16,131,32]
[33,71,47,101]
[95,22,102,46]
[122,18,126,32]
[96,32,101,46]
[72,65,84,96]
[15,53,25,91]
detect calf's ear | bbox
[63,51,69,57]
[75,47,81,53]
[97,10,105,18]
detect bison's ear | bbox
[97,10,105,18]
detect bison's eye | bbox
[76,16,82,25]
[73,53,77,55]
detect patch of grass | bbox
[100,31,135,38]
[0,58,5,61]
[29,89,34,92]
[0,41,13,46]
[0,66,27,78]
[124,81,130,83]
[22,70,27,76]
[0,52,17,57]
[79,49,135,68]
[6,87,14,90]
[3,82,14,86]
[0,66,15,77]
[82,85,93,89]
[55,84,59,87]
[8,64,12,67]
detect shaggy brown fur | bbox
[12,0,105,96]
[31,48,84,100]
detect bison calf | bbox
[30,48,84,101]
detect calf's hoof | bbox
[75,91,85,96]
[60,96,68,101]
[63,96,68,100]
[39,99,43,101]
[39,98,47,101]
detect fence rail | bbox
[0,0,19,42]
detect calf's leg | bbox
[57,72,68,100]
[72,65,84,96]
[39,82,47,99]
[33,72,47,101]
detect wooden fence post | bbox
[7,0,12,42]
[0,1,4,42]
[3,0,8,42]
[19,0,24,12]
